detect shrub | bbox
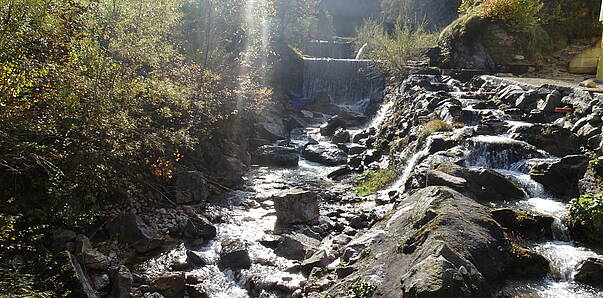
[351,279,377,298]
[480,0,543,32]
[416,120,453,148]
[459,0,482,14]
[356,20,437,76]
[569,193,603,243]
[355,168,396,197]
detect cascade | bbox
[355,43,368,59]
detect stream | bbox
[133,42,603,297]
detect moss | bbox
[354,168,397,197]
[416,120,453,149]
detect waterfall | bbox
[355,43,368,59]
[302,58,384,107]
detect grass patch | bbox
[354,168,396,197]
[351,279,377,298]
[416,120,453,148]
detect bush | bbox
[569,193,603,243]
[355,168,396,197]
[356,20,437,76]
[416,120,453,148]
[480,0,543,32]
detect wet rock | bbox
[507,247,549,279]
[275,233,320,261]
[327,166,352,180]
[273,189,320,225]
[112,265,132,298]
[259,235,281,249]
[253,145,299,167]
[575,258,603,288]
[186,250,211,266]
[529,155,589,199]
[331,128,350,144]
[106,213,164,253]
[152,272,185,298]
[174,171,209,204]
[205,154,246,187]
[302,144,347,166]
[145,293,166,298]
[436,164,524,201]
[537,91,562,112]
[490,208,554,240]
[427,135,458,154]
[426,170,467,192]
[183,216,217,240]
[301,250,332,275]
[320,115,346,136]
[498,85,525,104]
[348,144,367,155]
[60,251,99,298]
[577,123,601,139]
[515,90,538,111]
[219,239,252,269]
[466,168,525,201]
[509,124,579,156]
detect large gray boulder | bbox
[219,239,252,270]
[183,216,217,240]
[106,213,163,253]
[529,155,589,199]
[274,233,320,261]
[272,189,320,225]
[575,258,603,288]
[302,144,347,166]
[253,145,299,167]
[322,187,547,297]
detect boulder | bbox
[465,168,525,201]
[575,258,603,288]
[274,233,320,261]
[80,248,110,270]
[331,128,350,144]
[272,189,320,225]
[425,170,467,192]
[253,145,299,167]
[111,265,132,298]
[174,171,209,204]
[514,90,538,111]
[219,239,252,270]
[255,110,287,141]
[327,166,352,180]
[323,187,521,297]
[183,216,217,240]
[529,155,589,199]
[490,208,554,240]
[152,272,185,298]
[348,144,367,155]
[300,250,332,275]
[508,124,579,156]
[106,213,163,253]
[427,135,458,154]
[435,164,525,201]
[537,91,562,112]
[186,250,211,267]
[320,115,346,136]
[302,144,348,166]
